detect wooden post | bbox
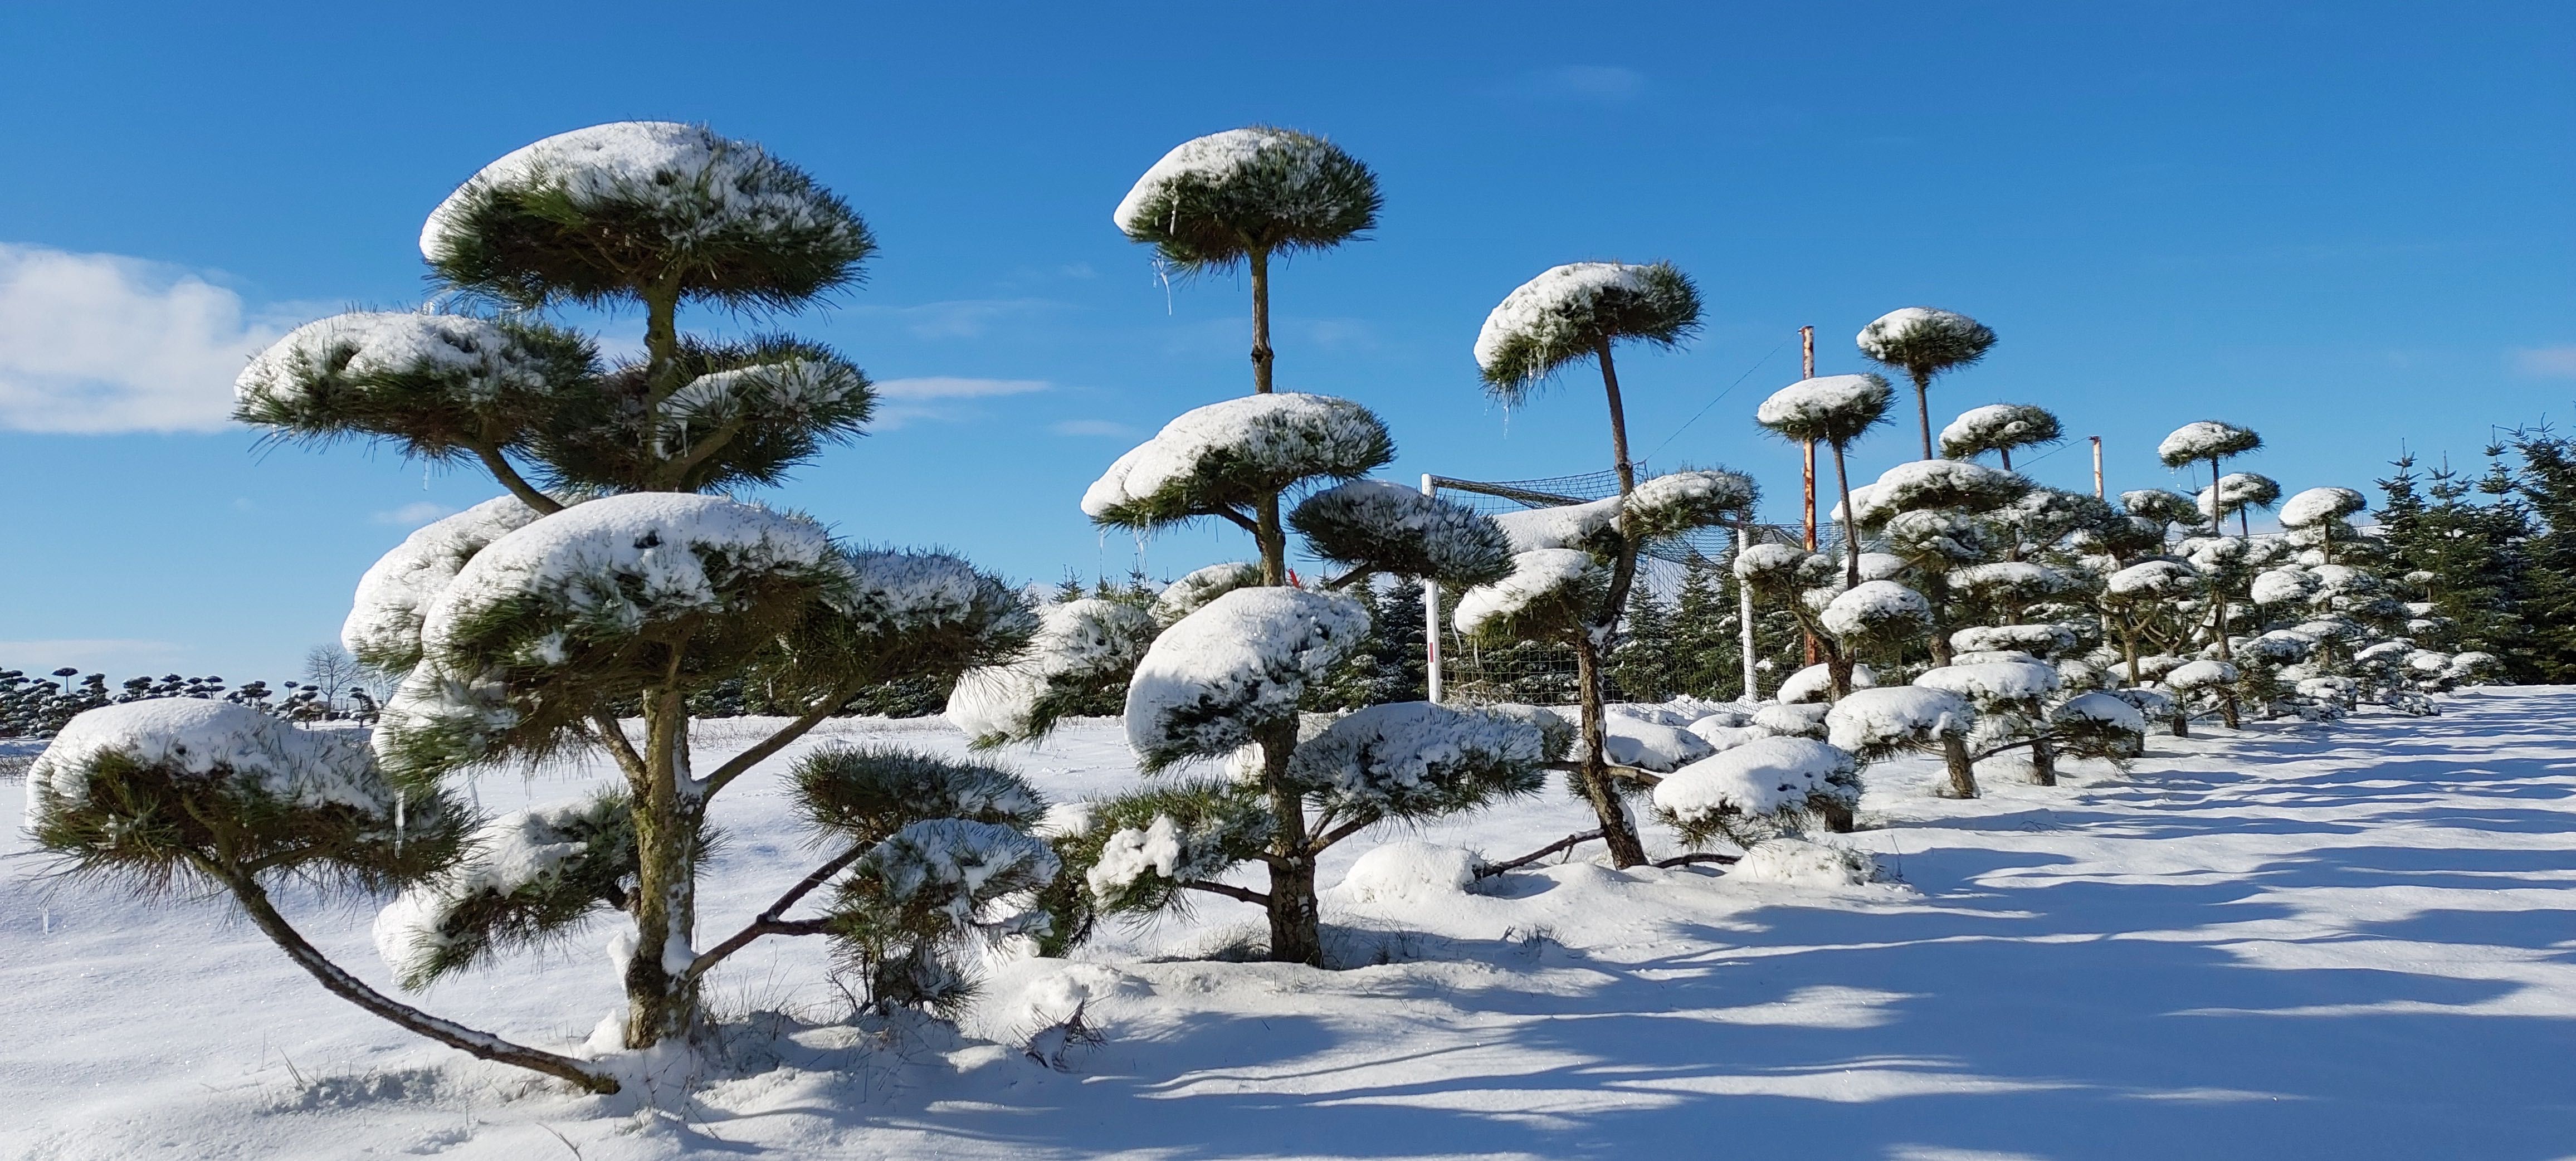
[2091,436,2105,499]
[1737,514,1761,703]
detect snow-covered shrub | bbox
[374,794,635,989]
[1825,686,1980,797]
[1290,480,1514,589]
[1730,836,1882,887]
[947,598,1157,745]
[1653,736,1862,843]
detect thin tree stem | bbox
[686,845,866,983]
[1476,829,1605,877]
[1914,370,1935,460]
[204,858,617,1093]
[1598,336,1635,494]
[1249,247,1274,396]
[472,446,563,515]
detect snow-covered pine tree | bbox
[1470,260,1725,869]
[30,125,1058,1084]
[2158,421,2267,724]
[1857,308,1998,460]
[1850,456,2033,667]
[1940,402,2062,472]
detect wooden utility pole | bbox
[2091,436,2104,499]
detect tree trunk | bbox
[2028,734,2057,787]
[1831,443,1860,592]
[1256,718,1322,965]
[2170,709,2190,738]
[1598,337,1636,493]
[1255,492,1287,586]
[209,860,618,1093]
[1941,735,1979,798]
[1818,799,1856,833]
[623,684,702,1048]
[1570,636,1650,869]
[1926,572,1955,667]
[1249,247,1275,396]
[1913,370,1935,460]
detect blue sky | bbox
[2,1,2569,683]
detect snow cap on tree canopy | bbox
[2280,486,2367,529]
[1853,459,2029,526]
[1113,126,1380,269]
[1653,735,1859,822]
[234,312,597,457]
[344,495,551,671]
[422,121,872,310]
[1733,542,1812,586]
[2198,472,2281,520]
[1289,480,1513,589]
[1821,580,1931,642]
[2157,421,2262,468]
[2121,488,2203,526]
[2105,559,2199,599]
[1826,686,1975,759]
[1452,548,1604,639]
[1474,262,1701,397]
[1754,374,1894,446]
[1856,308,1997,375]
[1082,393,1392,530]
[2251,567,2322,607]
[1940,403,2062,460]
[373,794,635,989]
[1948,560,2063,603]
[1123,587,1370,771]
[2163,658,2238,690]
[947,597,1157,746]
[1951,623,2077,658]
[421,492,846,669]
[1622,468,1758,541]
[1489,496,1626,555]
[1154,562,1263,625]
[1914,659,2062,706]
[1776,662,1875,705]
[28,700,396,830]
[1285,702,1560,817]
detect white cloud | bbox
[2511,345,2576,378]
[372,501,456,526]
[1506,65,1646,104]
[875,377,1052,400]
[0,243,305,433]
[1052,418,1137,437]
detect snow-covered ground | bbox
[6,689,2574,1159]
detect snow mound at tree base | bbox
[1333,841,1479,903]
[1728,836,1882,887]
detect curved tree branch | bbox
[1475,829,1606,878]
[685,845,866,983]
[1180,879,1270,906]
[469,445,564,516]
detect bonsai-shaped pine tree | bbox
[1825,686,1980,799]
[1752,373,1896,695]
[2201,471,2283,542]
[953,395,1546,965]
[1940,403,2062,473]
[2158,421,2266,720]
[2280,486,2368,566]
[1848,457,2032,668]
[1858,308,1998,460]
[1451,467,1763,851]
[1470,261,1712,868]
[35,125,1060,1079]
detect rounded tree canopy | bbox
[2105,558,2200,601]
[539,335,874,492]
[2157,421,2262,468]
[1123,587,1370,772]
[1755,373,1895,447]
[1939,403,2062,461]
[947,598,1158,747]
[1652,735,1859,824]
[1289,479,1513,589]
[2280,486,2367,529]
[1621,467,1760,542]
[1474,262,1701,399]
[344,495,552,672]
[2120,487,2203,527]
[1082,393,1393,531]
[1285,702,1560,821]
[235,311,597,460]
[2197,471,2282,521]
[1856,308,1996,379]
[1948,560,2065,603]
[1113,126,1380,270]
[1821,580,1932,645]
[1882,509,1995,569]
[422,121,874,311]
[1914,658,2061,708]
[1452,548,1605,640]
[1852,459,2030,527]
[1824,686,1975,760]
[1153,562,1263,625]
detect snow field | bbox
[5,689,2575,1158]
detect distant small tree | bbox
[303,643,360,715]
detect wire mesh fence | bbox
[1427,469,1834,705]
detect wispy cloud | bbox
[371,501,456,526]
[1500,65,1646,104]
[1051,418,1138,438]
[873,376,1052,427]
[2511,345,2576,379]
[0,243,313,433]
[862,299,1062,340]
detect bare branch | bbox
[1180,879,1270,906]
[685,845,866,983]
[1476,829,1604,878]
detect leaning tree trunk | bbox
[1257,718,1323,965]
[1248,247,1275,396]
[624,679,702,1048]
[1559,337,1651,870]
[1823,442,1863,698]
[1941,735,1979,799]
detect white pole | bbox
[1422,473,1443,705]
[1736,514,1760,704]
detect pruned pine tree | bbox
[1940,403,2062,472]
[2158,421,2266,723]
[1826,686,1979,798]
[1850,456,2032,668]
[1857,308,1998,460]
[1468,261,1716,870]
[28,125,1059,1084]
[953,394,1545,965]
[1753,373,1895,695]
